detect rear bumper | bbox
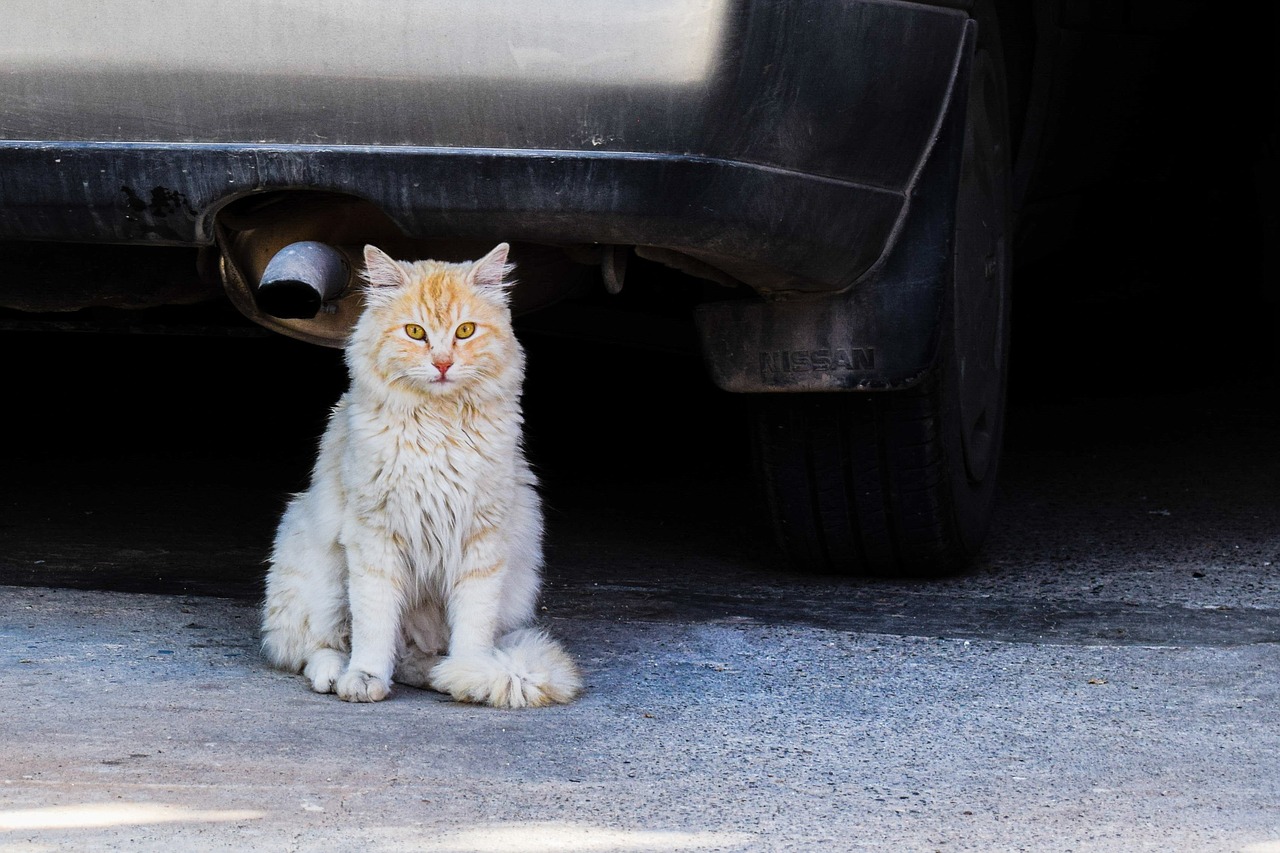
[0,141,908,293]
[0,0,971,295]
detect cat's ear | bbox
[361,245,408,289]
[471,243,515,300]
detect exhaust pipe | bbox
[254,241,349,319]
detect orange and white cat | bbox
[261,243,581,708]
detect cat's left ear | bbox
[471,243,515,301]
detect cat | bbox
[260,242,581,708]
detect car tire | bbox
[750,5,1011,577]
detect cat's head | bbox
[347,243,523,400]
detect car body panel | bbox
[0,0,971,293]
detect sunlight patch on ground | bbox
[406,821,754,852]
[0,802,264,831]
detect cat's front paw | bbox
[336,669,391,703]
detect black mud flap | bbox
[695,24,973,394]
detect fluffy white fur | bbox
[261,243,581,708]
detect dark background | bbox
[1,190,1273,599]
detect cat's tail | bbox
[430,628,582,709]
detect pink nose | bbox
[433,359,453,376]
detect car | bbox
[0,0,1264,577]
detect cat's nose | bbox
[433,359,453,376]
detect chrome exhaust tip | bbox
[255,241,349,319]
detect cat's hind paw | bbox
[336,669,391,703]
[430,630,582,709]
[394,647,443,690]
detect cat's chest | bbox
[344,408,508,508]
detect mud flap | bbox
[695,24,973,394]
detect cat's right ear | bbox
[361,245,408,289]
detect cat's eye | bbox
[404,323,426,340]
[455,322,476,340]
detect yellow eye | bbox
[404,323,426,340]
[455,322,476,340]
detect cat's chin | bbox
[419,383,482,402]
[392,374,466,397]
